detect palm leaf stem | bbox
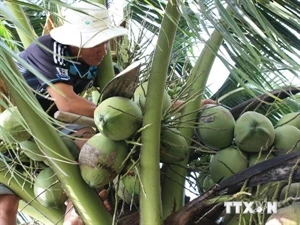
[139,1,180,224]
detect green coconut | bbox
[61,136,80,160]
[113,177,139,204]
[249,153,283,200]
[0,107,31,143]
[78,133,129,188]
[19,140,45,161]
[273,125,300,156]
[234,111,275,153]
[160,128,188,163]
[33,167,67,208]
[197,104,235,150]
[133,81,172,115]
[255,181,287,200]
[209,146,248,183]
[280,183,300,200]
[121,163,140,196]
[266,202,300,225]
[248,152,275,167]
[201,174,215,192]
[94,97,142,141]
[196,172,209,194]
[277,112,300,129]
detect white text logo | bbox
[224,201,277,214]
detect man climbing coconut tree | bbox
[0,1,215,225]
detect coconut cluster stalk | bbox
[96,46,115,90]
[139,1,180,224]
[92,0,117,90]
[0,45,112,225]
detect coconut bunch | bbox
[196,104,300,180]
[79,81,188,196]
[78,96,141,189]
[197,105,300,153]
[196,105,300,214]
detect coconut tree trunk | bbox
[139,1,180,224]
[0,45,113,225]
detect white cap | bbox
[50,1,128,48]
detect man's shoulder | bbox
[25,35,68,56]
[26,35,70,68]
[37,34,53,45]
[38,35,68,50]
[27,35,55,52]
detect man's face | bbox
[80,41,109,66]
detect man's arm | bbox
[47,83,96,118]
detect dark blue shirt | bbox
[17,35,97,117]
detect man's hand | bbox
[47,83,96,118]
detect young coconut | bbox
[196,104,235,150]
[33,167,67,208]
[0,106,31,143]
[248,152,275,167]
[280,183,300,200]
[266,202,300,225]
[60,136,80,160]
[113,176,139,205]
[133,81,172,115]
[19,139,45,162]
[94,97,142,141]
[273,125,300,156]
[277,112,300,129]
[247,152,285,199]
[234,111,275,153]
[254,181,287,200]
[121,162,140,196]
[209,146,248,183]
[160,128,188,163]
[78,133,129,188]
[196,171,209,194]
[201,174,215,192]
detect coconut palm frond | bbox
[126,0,300,115]
[175,0,300,108]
